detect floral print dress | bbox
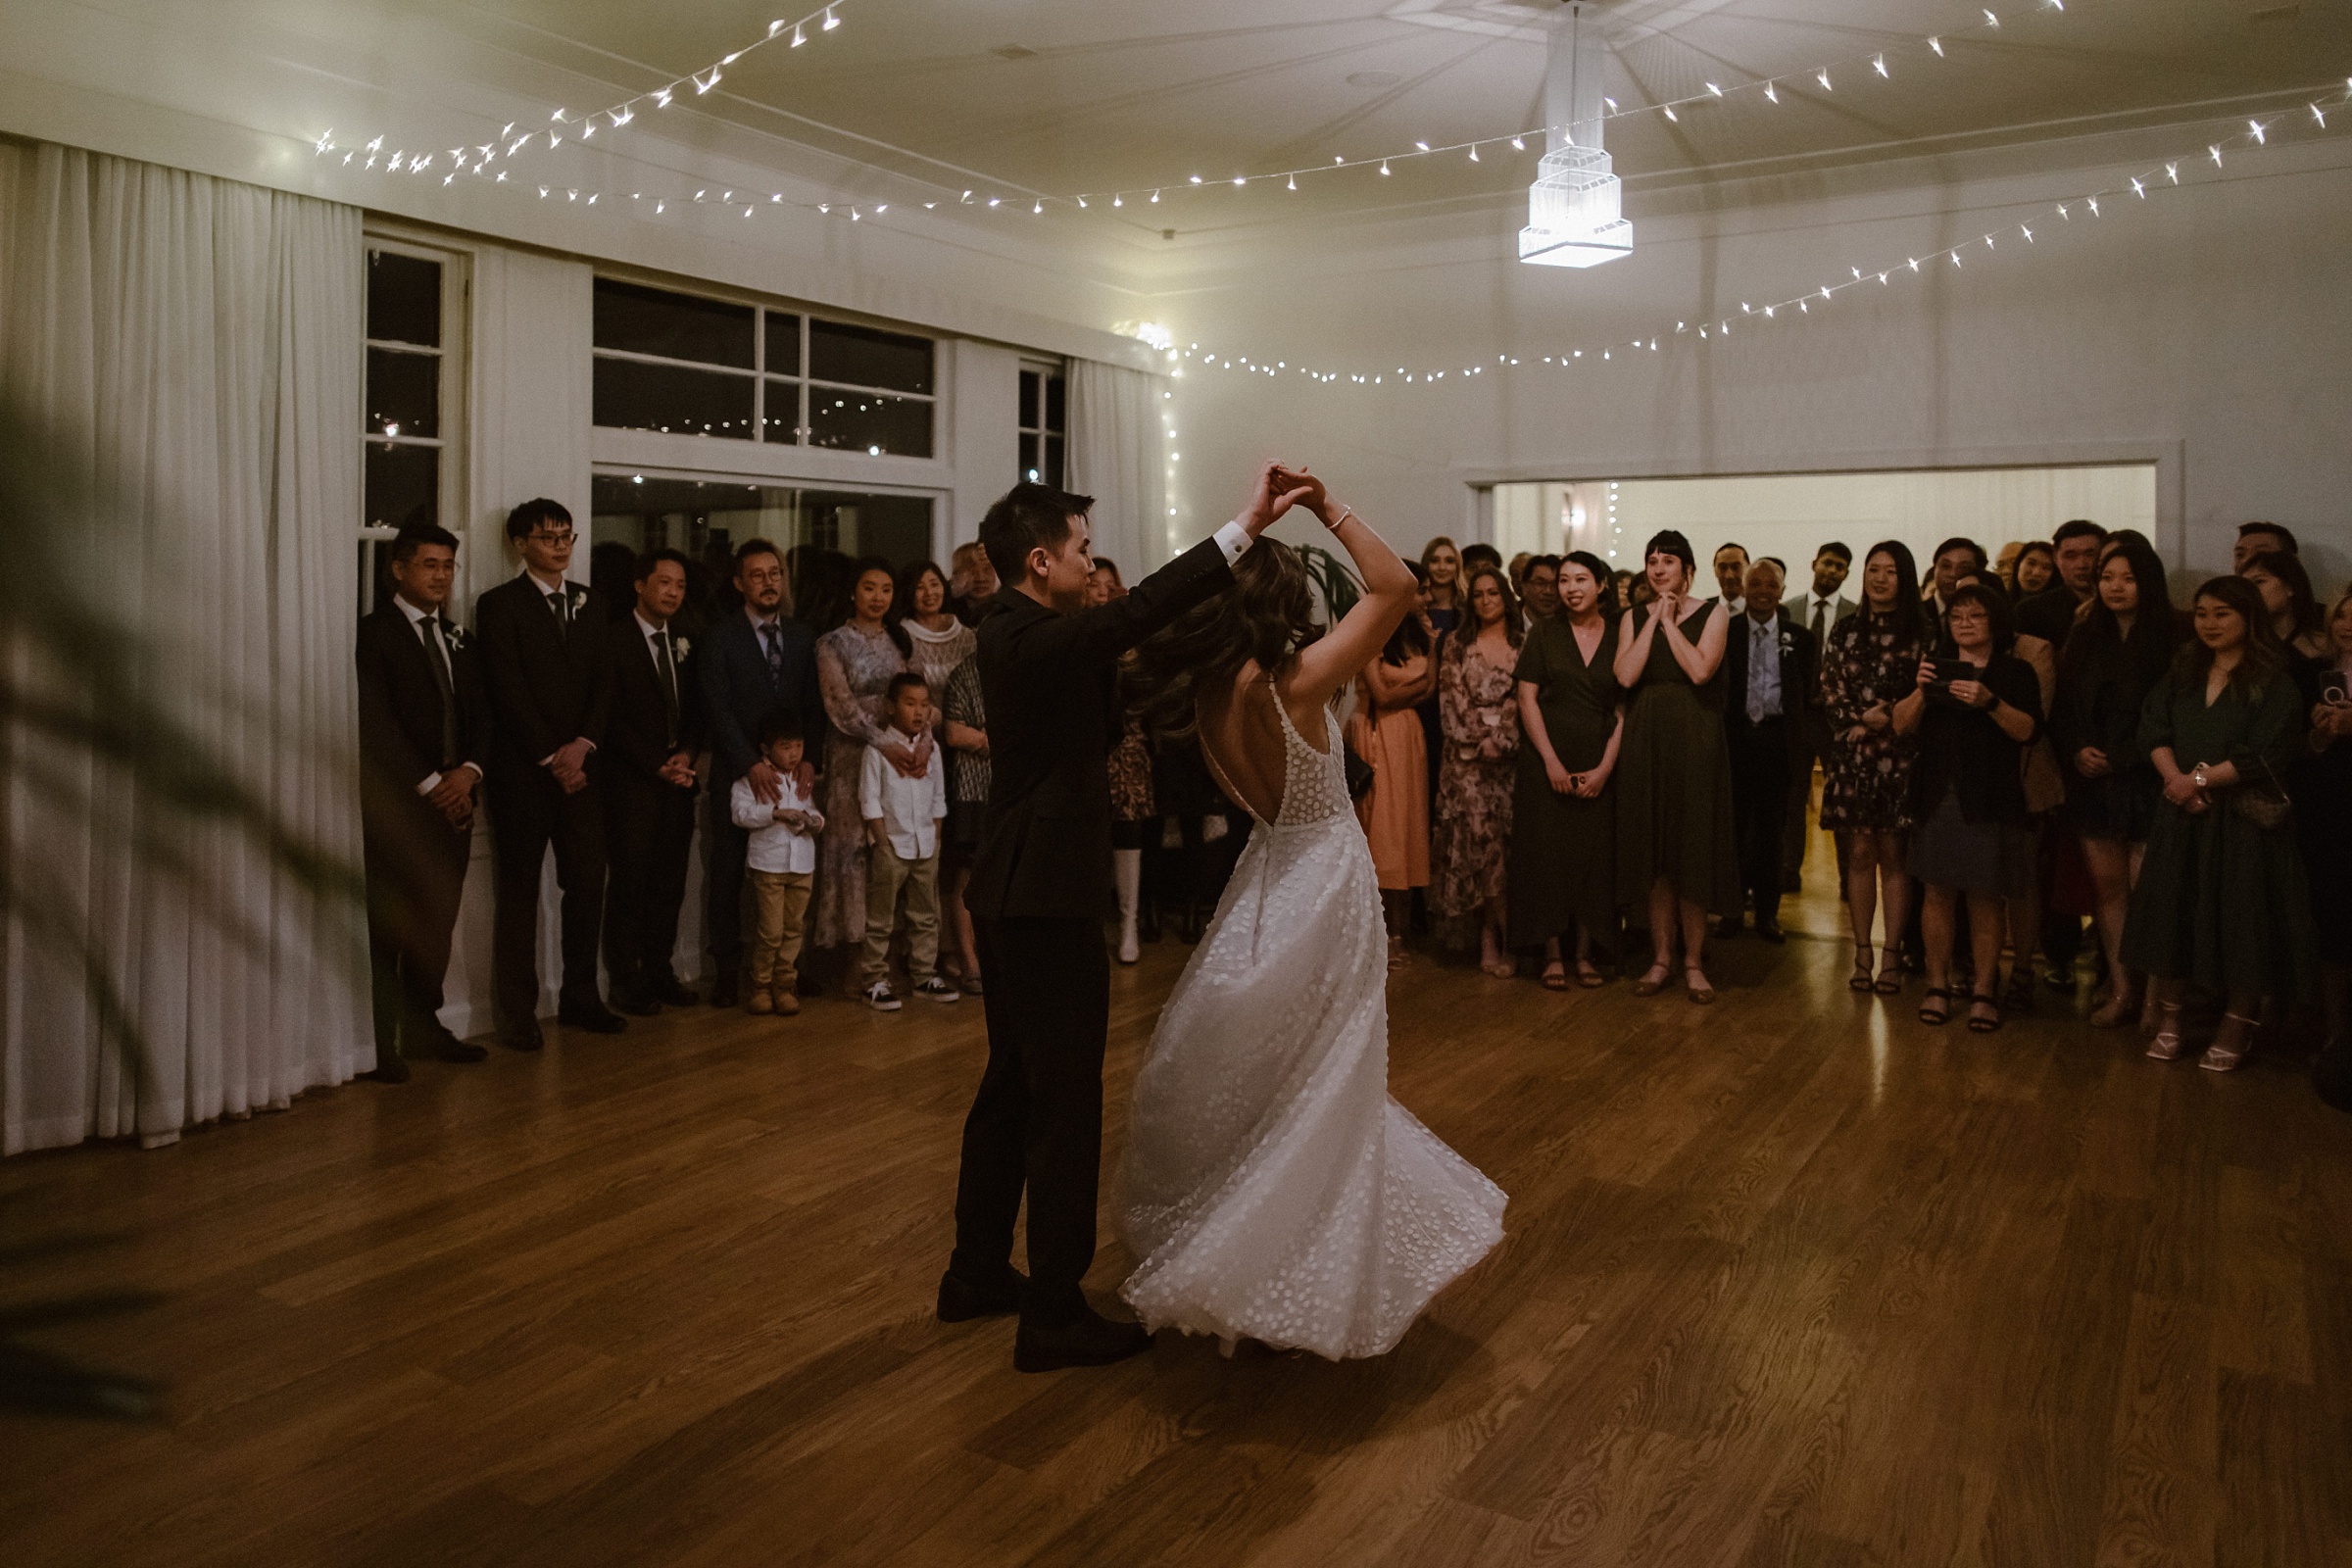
[813,621,915,950]
[1819,613,1929,833]
[1430,634,1521,917]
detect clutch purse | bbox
[2226,756,2293,829]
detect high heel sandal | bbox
[2200,1012,2259,1073]
[1634,962,1671,997]
[1849,945,1877,994]
[1685,965,1716,1005]
[1967,991,2003,1033]
[1917,987,1953,1026]
[1541,961,1569,992]
[2089,987,2140,1029]
[1576,961,1607,989]
[2146,1003,2186,1061]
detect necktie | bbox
[1748,624,1771,724]
[1811,599,1828,642]
[655,627,680,749]
[420,615,459,767]
[760,622,783,687]
[550,585,570,642]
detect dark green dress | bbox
[2120,666,2315,999]
[1507,617,1621,946]
[1614,603,1741,918]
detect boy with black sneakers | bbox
[859,671,956,1010]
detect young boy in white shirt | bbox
[730,715,823,1017]
[859,671,955,1010]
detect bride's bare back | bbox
[1197,662,1330,824]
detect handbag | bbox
[1344,741,1376,802]
[2227,755,2293,829]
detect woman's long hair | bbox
[2172,574,2288,700]
[2244,549,2325,648]
[1460,564,1525,651]
[1859,539,1927,647]
[2061,535,2181,693]
[848,554,912,656]
[889,559,949,633]
[1565,550,1617,618]
[1129,537,1322,739]
[1382,561,1433,665]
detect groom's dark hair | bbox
[980,482,1096,587]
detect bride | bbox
[1117,467,1506,1360]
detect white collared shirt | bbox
[860,729,948,860]
[394,593,477,795]
[731,771,820,874]
[635,610,682,722]
[1797,589,1842,641]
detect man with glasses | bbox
[474,498,623,1048]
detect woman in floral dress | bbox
[1431,565,1524,976]
[813,559,919,958]
[1820,541,1933,993]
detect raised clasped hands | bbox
[1240,462,1323,538]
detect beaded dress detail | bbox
[1118,680,1507,1359]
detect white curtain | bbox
[1065,359,1172,576]
[0,142,369,1153]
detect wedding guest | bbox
[2298,589,2352,1109]
[1787,541,1856,889]
[1994,540,2025,593]
[2013,540,2057,599]
[1791,543,1855,646]
[1511,552,1622,988]
[897,559,977,703]
[1106,703,1155,965]
[2018,517,2109,986]
[1613,530,1739,1004]
[1925,537,1987,618]
[813,559,922,970]
[1088,559,1125,605]
[1894,583,2043,1030]
[2017,519,2106,647]
[1462,542,1503,577]
[355,524,490,1080]
[941,651,990,993]
[1711,542,1750,612]
[858,671,956,1010]
[2241,549,2329,661]
[600,549,704,1016]
[1723,560,1815,942]
[947,539,1000,627]
[2123,575,2315,1071]
[1822,542,1932,994]
[1961,566,2064,1014]
[1614,568,1640,610]
[2053,537,2181,1027]
[1419,537,1464,807]
[730,715,822,1017]
[2232,520,2299,574]
[1506,552,1533,595]
[699,539,820,1008]
[1521,555,1562,624]
[1354,584,1436,966]
[475,498,621,1048]
[1432,566,1524,976]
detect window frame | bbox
[1017,357,1066,487]
[361,234,468,614]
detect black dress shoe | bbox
[707,970,740,1009]
[416,1029,488,1063]
[1014,1307,1153,1373]
[609,989,661,1018]
[937,1266,1027,1323]
[1754,914,1786,944]
[368,1050,412,1084]
[649,975,698,1008]
[497,1021,544,1053]
[558,1000,627,1034]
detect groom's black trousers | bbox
[952,915,1109,1327]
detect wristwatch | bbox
[2191,763,2210,792]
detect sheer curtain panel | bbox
[1065,359,1172,576]
[0,142,370,1153]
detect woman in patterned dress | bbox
[1820,541,1932,994]
[1430,565,1524,976]
[1093,561,1158,963]
[812,559,920,962]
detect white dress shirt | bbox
[394,594,478,796]
[1211,519,1254,565]
[731,771,821,874]
[860,728,949,860]
[1743,613,1785,723]
[1795,589,1844,643]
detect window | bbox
[1018,362,1065,487]
[593,278,935,457]
[364,243,463,612]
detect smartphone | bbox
[2324,670,2350,706]
[1933,659,1976,689]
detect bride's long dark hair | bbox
[1128,537,1322,739]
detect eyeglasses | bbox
[526,529,576,547]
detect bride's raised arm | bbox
[1283,470,1418,709]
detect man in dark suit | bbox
[1723,560,1816,942]
[942,472,1292,1372]
[473,498,621,1048]
[356,525,493,1082]
[1784,541,1858,892]
[601,548,704,1015]
[697,538,821,1008]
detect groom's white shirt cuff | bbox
[1213,519,1253,565]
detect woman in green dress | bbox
[1613,530,1740,1004]
[1510,552,1622,989]
[2122,575,2316,1071]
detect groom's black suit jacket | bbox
[966,538,1236,920]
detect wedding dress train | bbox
[1118,683,1506,1359]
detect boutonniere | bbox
[566,584,587,611]
[672,636,691,660]
[1778,629,1796,654]
[442,622,469,650]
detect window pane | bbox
[1018,432,1039,484]
[809,319,933,394]
[1045,374,1066,434]
[765,312,802,377]
[762,379,803,443]
[1019,369,1040,430]
[1045,434,1064,489]
[368,250,441,347]
[594,277,755,368]
[809,388,933,457]
[594,358,756,439]
[367,346,439,438]
[366,440,440,531]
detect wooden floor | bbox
[5,876,2350,1568]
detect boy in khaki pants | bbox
[729,715,822,1016]
[859,672,956,1011]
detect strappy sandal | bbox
[1685,965,1716,1006]
[1967,991,2003,1033]
[1541,962,1569,992]
[2146,1003,2185,1060]
[1874,962,1905,996]
[2089,989,2139,1029]
[2201,1011,2259,1073]
[1576,962,1606,989]
[1917,987,1953,1026]
[1633,963,1671,997]
[1849,945,1878,994]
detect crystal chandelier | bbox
[1519,2,1633,269]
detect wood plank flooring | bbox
[4,878,2349,1567]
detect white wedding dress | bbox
[1117,681,1507,1360]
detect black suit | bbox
[356,601,491,1056]
[474,572,613,1028]
[602,613,704,1004]
[698,608,821,978]
[952,538,1237,1324]
[1724,609,1819,927]
[1785,594,1856,889]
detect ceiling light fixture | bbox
[1519,2,1632,269]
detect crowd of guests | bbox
[356,495,2349,1110]
[1345,518,2351,1106]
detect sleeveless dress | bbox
[1614,603,1742,917]
[1118,680,1507,1360]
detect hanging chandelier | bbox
[1520,1,1633,269]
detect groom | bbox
[942,471,1297,1371]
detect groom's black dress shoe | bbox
[1013,1307,1153,1373]
[936,1266,1027,1323]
